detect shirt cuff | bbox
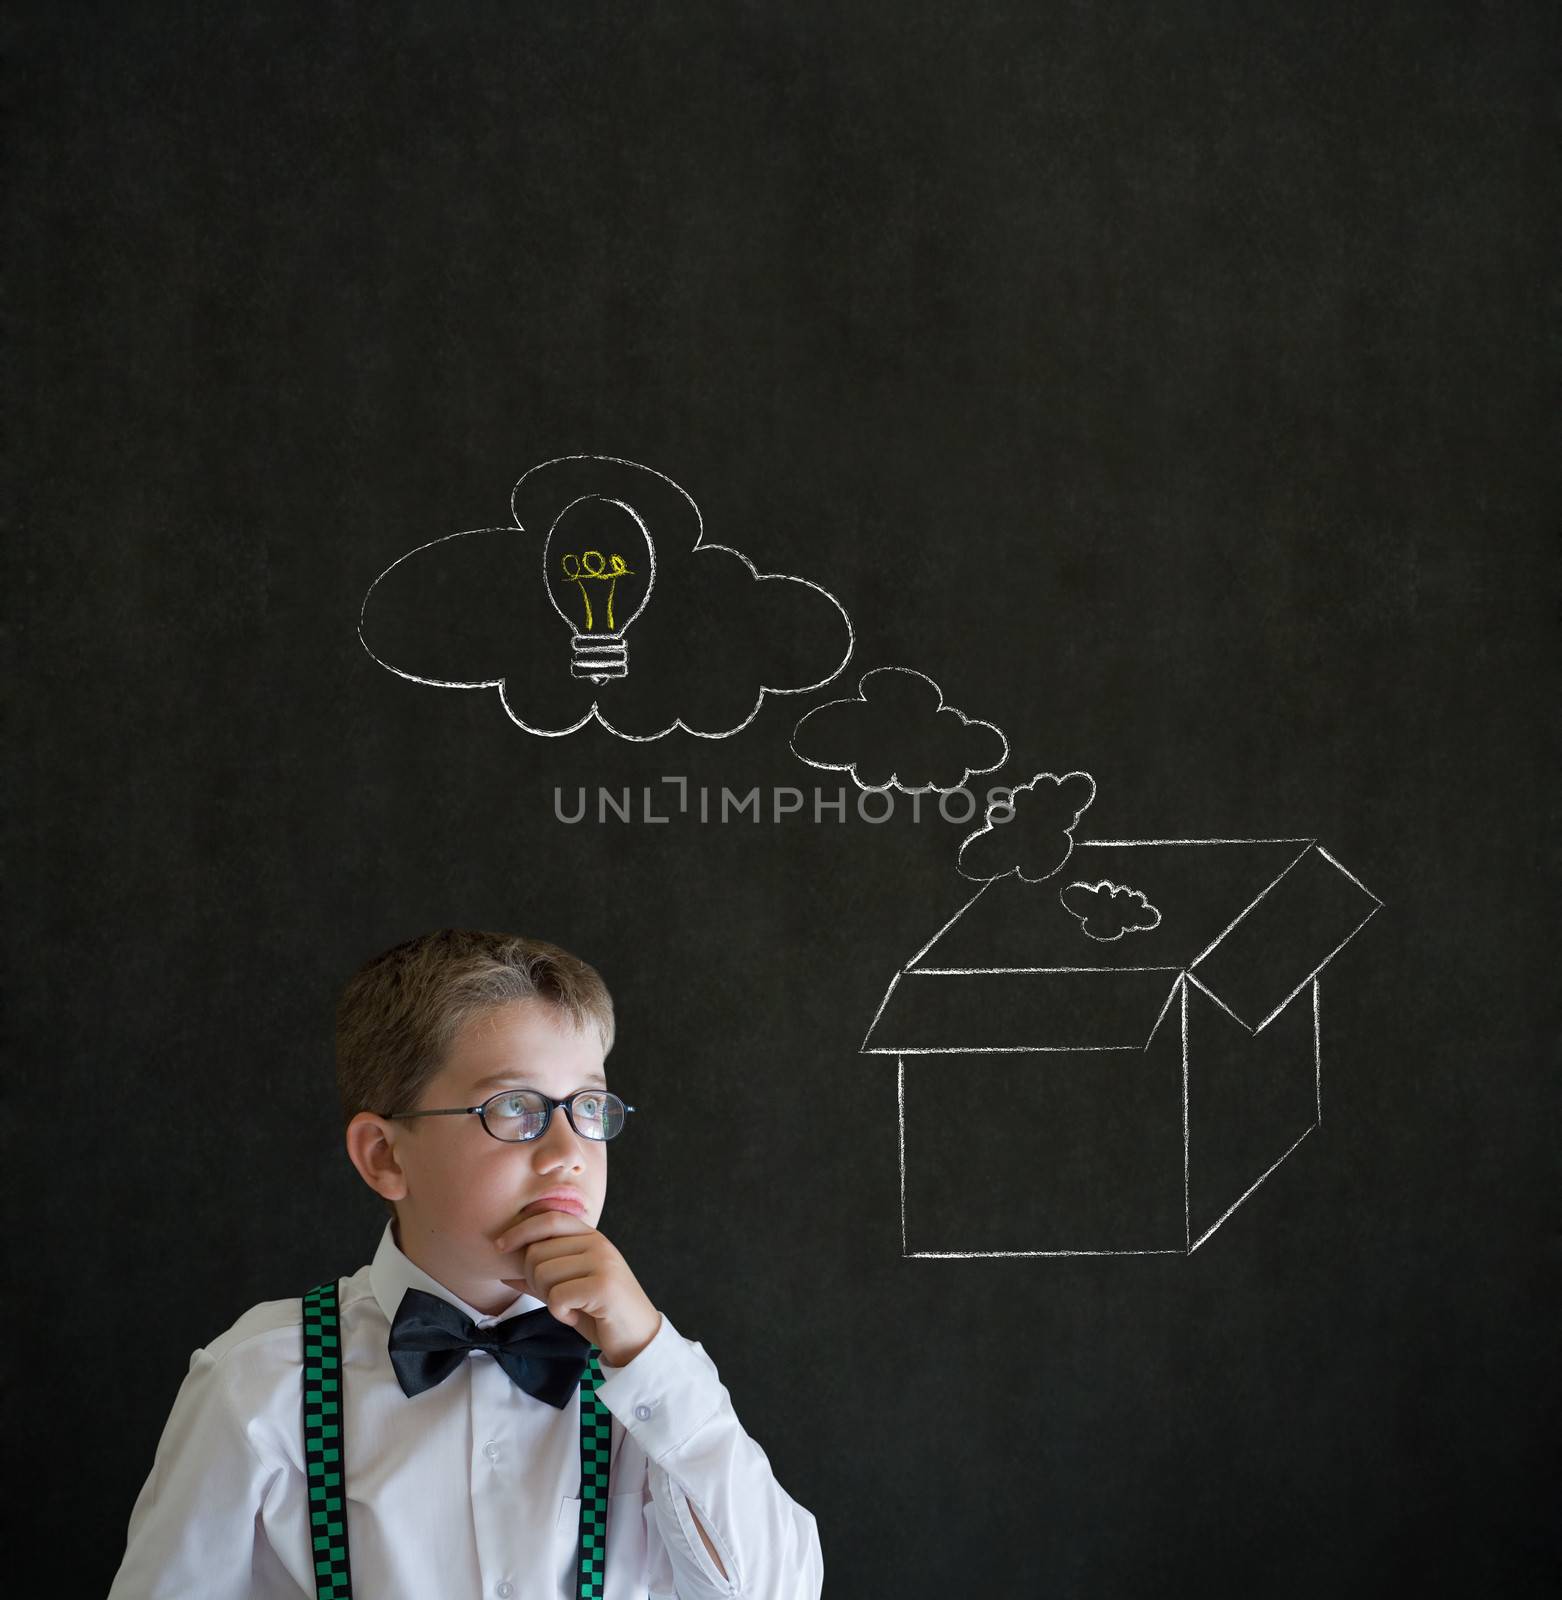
[594,1312,726,1459]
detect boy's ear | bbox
[345,1112,409,1205]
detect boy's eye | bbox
[491,1092,540,1119]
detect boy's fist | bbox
[493,1212,662,1368]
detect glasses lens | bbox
[483,1090,550,1142]
[568,1091,626,1141]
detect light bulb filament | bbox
[559,549,634,631]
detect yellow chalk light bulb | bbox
[542,495,656,682]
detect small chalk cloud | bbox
[789,666,1008,793]
[358,455,854,740]
[1059,879,1163,941]
[956,770,1096,883]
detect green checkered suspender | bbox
[302,1281,612,1600]
[576,1350,610,1599]
[302,1283,351,1600]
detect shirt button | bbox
[483,1441,501,1461]
[496,1583,514,1599]
[634,1402,654,1420]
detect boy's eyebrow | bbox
[471,1070,609,1092]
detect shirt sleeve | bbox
[107,1344,286,1600]
[595,1315,823,1600]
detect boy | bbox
[108,929,824,1599]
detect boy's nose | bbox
[530,1109,586,1167]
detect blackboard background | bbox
[9,4,1558,1595]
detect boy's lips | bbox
[518,1189,586,1218]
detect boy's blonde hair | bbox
[336,929,616,1217]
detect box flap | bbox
[1190,843,1381,1030]
[862,966,1182,1053]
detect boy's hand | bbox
[493,1212,662,1368]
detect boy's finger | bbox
[523,1249,596,1297]
[493,1210,593,1253]
[517,1234,597,1275]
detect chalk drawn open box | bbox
[862,839,1381,1256]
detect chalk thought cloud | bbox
[359,455,854,740]
[1059,880,1163,941]
[956,770,1097,883]
[789,667,1008,794]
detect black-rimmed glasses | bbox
[384,1088,635,1143]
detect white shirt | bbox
[108,1222,823,1599]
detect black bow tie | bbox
[388,1287,590,1406]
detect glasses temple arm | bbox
[383,1107,485,1120]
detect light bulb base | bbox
[571,633,628,682]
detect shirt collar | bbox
[368,1219,546,1330]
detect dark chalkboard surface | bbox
[10,5,1558,1595]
